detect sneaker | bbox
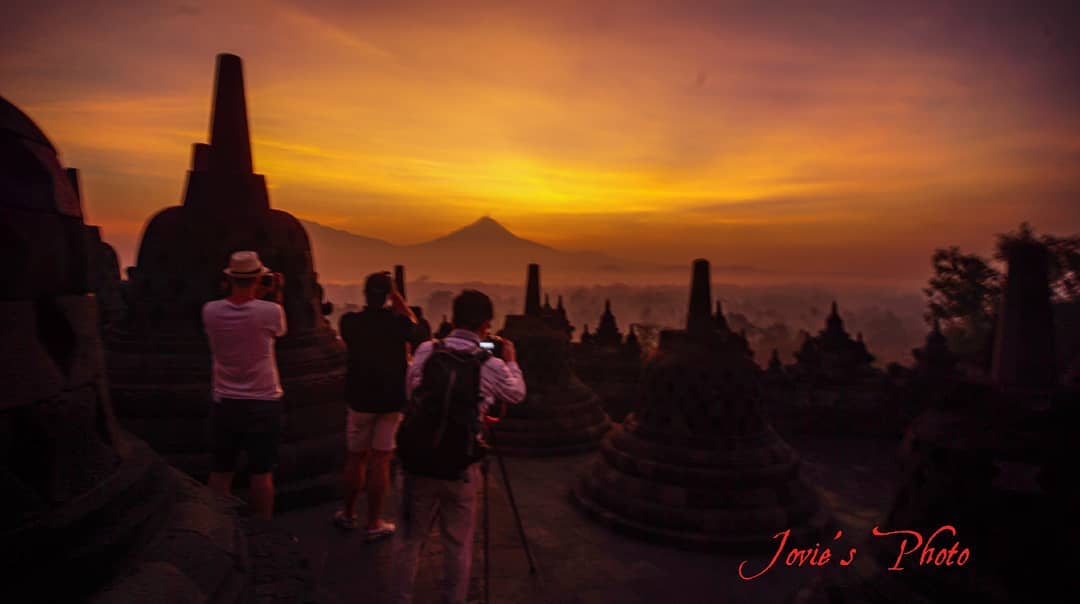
[332,509,359,531]
[364,520,396,542]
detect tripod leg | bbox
[483,459,490,604]
[489,427,538,574]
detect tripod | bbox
[481,422,538,604]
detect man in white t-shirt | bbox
[202,250,287,519]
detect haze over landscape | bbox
[4,0,1079,368]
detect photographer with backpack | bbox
[390,289,526,604]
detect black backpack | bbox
[396,341,491,480]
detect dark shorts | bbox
[209,398,283,474]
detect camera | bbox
[257,272,284,302]
[480,336,504,358]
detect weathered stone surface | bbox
[496,264,611,455]
[105,54,346,506]
[0,93,318,604]
[792,240,1079,603]
[574,259,826,550]
[573,300,642,422]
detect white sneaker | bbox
[364,520,396,542]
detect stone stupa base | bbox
[107,326,347,511]
[490,375,611,456]
[572,423,829,551]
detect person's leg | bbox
[366,412,403,532]
[245,400,281,520]
[249,472,274,519]
[208,401,239,495]
[438,465,480,604]
[343,450,370,517]
[366,449,393,529]
[338,409,375,527]
[389,473,442,604]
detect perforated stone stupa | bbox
[793,233,1077,604]
[494,264,611,455]
[573,299,643,422]
[105,54,346,506]
[0,96,315,603]
[574,259,827,549]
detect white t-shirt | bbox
[202,298,287,402]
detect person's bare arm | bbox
[389,288,417,324]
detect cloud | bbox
[2,0,1079,285]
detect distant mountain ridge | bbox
[407,216,553,251]
[300,216,634,284]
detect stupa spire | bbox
[525,264,541,316]
[208,53,253,174]
[714,299,729,332]
[687,258,712,334]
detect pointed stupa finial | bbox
[714,298,730,332]
[544,293,551,309]
[687,259,713,334]
[604,299,612,313]
[394,265,406,300]
[830,300,839,317]
[557,295,565,310]
[209,53,253,174]
[525,264,541,316]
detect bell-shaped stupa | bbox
[574,259,827,549]
[105,54,346,507]
[494,264,611,455]
[793,237,1076,604]
[0,95,315,602]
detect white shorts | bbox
[346,410,402,453]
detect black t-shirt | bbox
[340,308,415,413]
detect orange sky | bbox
[3,0,1079,285]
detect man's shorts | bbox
[346,409,402,453]
[209,398,283,474]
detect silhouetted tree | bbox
[996,222,1080,303]
[923,246,1001,365]
[924,246,1001,327]
[925,223,1079,367]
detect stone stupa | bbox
[0,95,315,603]
[792,236,1078,603]
[572,299,643,422]
[494,264,611,455]
[574,259,827,549]
[105,54,346,506]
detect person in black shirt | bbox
[334,271,417,539]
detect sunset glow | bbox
[4,0,1079,283]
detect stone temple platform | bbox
[106,54,346,508]
[276,432,898,603]
[574,260,827,551]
